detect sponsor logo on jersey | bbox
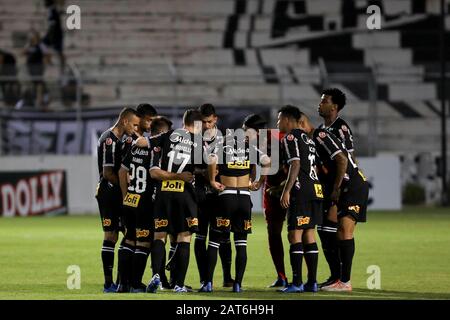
[216,218,231,228]
[123,193,141,207]
[103,218,112,227]
[154,219,169,229]
[319,131,327,139]
[106,138,113,145]
[169,131,198,147]
[153,146,161,152]
[348,205,360,214]
[314,184,324,198]
[131,148,149,156]
[244,220,252,230]
[286,134,294,141]
[126,137,133,143]
[341,125,348,132]
[186,217,199,228]
[297,216,310,226]
[227,160,250,169]
[136,229,150,238]
[161,180,185,192]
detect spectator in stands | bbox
[0,49,20,107]
[23,30,51,110]
[43,0,65,76]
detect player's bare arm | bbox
[103,166,119,185]
[118,167,129,199]
[331,152,348,201]
[208,156,225,191]
[280,160,300,209]
[250,155,271,191]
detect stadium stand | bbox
[0,0,449,157]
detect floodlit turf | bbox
[0,207,449,300]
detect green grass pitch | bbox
[0,207,449,300]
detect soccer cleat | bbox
[232,282,242,293]
[321,280,352,292]
[146,274,161,293]
[198,282,213,293]
[304,282,319,293]
[268,277,287,288]
[319,277,339,289]
[278,284,304,293]
[103,283,118,293]
[173,285,188,293]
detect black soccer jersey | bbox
[121,133,139,161]
[313,128,360,188]
[121,145,159,196]
[281,129,323,201]
[195,127,220,194]
[213,132,262,177]
[319,117,354,153]
[97,129,123,181]
[152,129,201,193]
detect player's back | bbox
[156,129,200,194]
[313,128,360,189]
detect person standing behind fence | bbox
[43,0,65,76]
[23,31,51,110]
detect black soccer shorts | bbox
[121,191,154,242]
[287,190,323,231]
[213,188,253,234]
[197,192,218,236]
[153,189,198,235]
[96,180,123,232]
[338,172,369,223]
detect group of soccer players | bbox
[95,87,369,294]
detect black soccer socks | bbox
[117,241,134,287]
[151,239,165,276]
[338,238,355,283]
[219,236,233,283]
[290,242,304,286]
[304,242,319,284]
[194,234,208,283]
[174,242,190,287]
[101,240,116,286]
[205,230,222,283]
[131,245,149,287]
[318,220,341,280]
[234,233,248,286]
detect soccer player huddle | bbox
[95,88,369,294]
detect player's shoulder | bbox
[122,133,136,146]
[313,127,328,139]
[99,129,119,144]
[333,117,352,133]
